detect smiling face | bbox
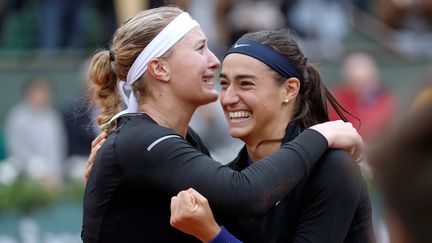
[164,26,220,108]
[219,53,293,144]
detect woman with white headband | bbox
[82,6,363,243]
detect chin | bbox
[204,90,219,102]
[195,93,218,106]
[228,128,250,141]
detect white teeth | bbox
[229,111,251,119]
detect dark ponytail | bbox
[292,63,351,127]
[291,63,328,127]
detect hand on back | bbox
[84,132,107,184]
[310,120,364,161]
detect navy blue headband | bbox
[225,39,304,93]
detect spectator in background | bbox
[224,0,285,45]
[113,0,189,25]
[189,102,243,164]
[0,0,8,43]
[411,66,432,112]
[369,102,432,243]
[62,96,97,159]
[329,52,397,143]
[376,0,432,31]
[350,0,373,12]
[282,0,351,60]
[0,130,5,161]
[187,0,227,57]
[0,0,38,50]
[37,0,86,50]
[62,60,99,180]
[113,0,148,24]
[148,0,188,9]
[375,0,432,57]
[4,77,66,189]
[90,0,117,47]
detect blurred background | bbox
[0,0,431,242]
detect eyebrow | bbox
[196,38,206,46]
[219,73,257,80]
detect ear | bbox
[146,58,170,82]
[281,77,300,104]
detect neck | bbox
[245,121,290,162]
[140,100,196,138]
[246,103,296,162]
[243,114,291,162]
[246,138,283,162]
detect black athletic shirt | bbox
[216,122,375,243]
[81,114,329,243]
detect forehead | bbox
[221,54,272,77]
[175,26,206,46]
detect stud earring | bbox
[283,98,289,103]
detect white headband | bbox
[106,12,199,126]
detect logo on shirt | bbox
[233,43,251,48]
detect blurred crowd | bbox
[0,1,431,242]
[1,0,432,59]
[0,65,99,190]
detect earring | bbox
[283,98,289,103]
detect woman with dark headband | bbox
[82,6,363,243]
[170,30,375,243]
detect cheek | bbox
[176,54,203,73]
[254,95,280,119]
[252,105,269,125]
[193,53,207,68]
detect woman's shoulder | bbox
[117,113,178,136]
[186,126,211,156]
[111,114,209,154]
[319,149,359,172]
[308,149,366,193]
[108,114,182,150]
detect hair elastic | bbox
[109,50,115,61]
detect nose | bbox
[220,84,239,107]
[207,49,221,70]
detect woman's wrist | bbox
[201,225,221,243]
[208,226,242,243]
